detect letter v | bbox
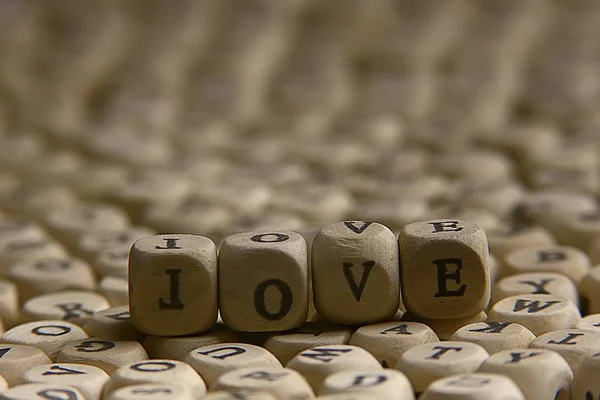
[343,261,375,301]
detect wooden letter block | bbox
[7,257,96,301]
[349,321,439,368]
[311,221,400,325]
[419,373,525,400]
[394,341,489,394]
[142,324,238,360]
[263,322,353,365]
[286,344,382,391]
[578,314,600,331]
[399,220,490,319]
[1,320,88,360]
[0,383,86,400]
[450,322,535,354]
[0,344,51,386]
[405,311,488,340]
[99,275,129,306]
[103,360,206,398]
[106,383,196,400]
[485,225,554,261]
[477,349,573,400]
[129,234,218,336]
[22,363,109,400]
[56,338,149,374]
[492,272,578,307]
[213,367,314,400]
[487,294,580,336]
[21,290,110,325]
[502,245,590,284]
[580,266,600,314]
[95,245,129,278]
[319,369,414,400]
[528,329,600,372]
[81,306,145,342]
[219,231,308,332]
[0,279,19,328]
[185,342,282,387]
[572,352,600,400]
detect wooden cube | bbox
[22,363,109,400]
[501,245,590,284]
[419,373,525,400]
[44,202,130,250]
[263,322,353,365]
[577,313,600,331]
[95,245,129,278]
[7,257,96,301]
[319,369,414,400]
[103,360,206,398]
[528,329,600,372]
[286,344,382,391]
[213,367,314,400]
[492,272,578,307]
[21,290,110,325]
[129,234,218,336]
[0,279,19,328]
[399,220,490,319]
[449,322,535,354]
[81,306,145,342]
[219,231,308,332]
[485,225,554,261]
[580,266,600,314]
[404,311,488,340]
[0,383,86,400]
[477,349,573,400]
[56,338,149,374]
[105,383,196,400]
[1,320,88,360]
[311,221,400,325]
[349,321,439,368]
[572,352,600,400]
[394,341,489,394]
[0,344,51,386]
[185,342,281,387]
[142,324,238,360]
[75,226,155,261]
[99,275,129,306]
[0,236,68,276]
[487,294,580,336]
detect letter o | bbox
[254,279,293,321]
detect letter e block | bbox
[129,234,218,336]
[399,220,490,319]
[219,231,308,332]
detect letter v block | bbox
[399,220,490,319]
[312,221,400,325]
[129,234,218,336]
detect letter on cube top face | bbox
[129,234,218,336]
[399,220,490,319]
[419,373,525,400]
[219,231,308,332]
[312,221,400,325]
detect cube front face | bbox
[312,221,400,325]
[219,231,308,332]
[129,234,218,336]
[400,220,490,320]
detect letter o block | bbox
[219,231,308,332]
[312,221,400,325]
[399,220,490,319]
[129,234,218,336]
[419,373,525,400]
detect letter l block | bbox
[399,220,490,319]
